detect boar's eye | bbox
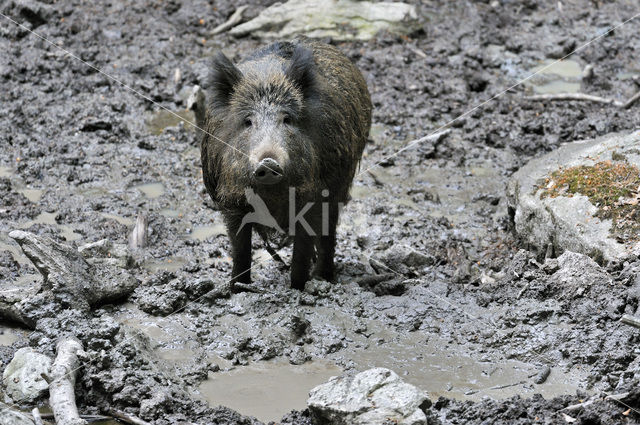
[282,115,292,125]
[244,118,253,128]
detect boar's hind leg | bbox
[290,224,314,290]
[227,218,253,284]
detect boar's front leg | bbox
[225,214,253,284]
[313,203,338,282]
[291,224,314,290]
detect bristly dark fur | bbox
[207,51,242,110]
[285,46,317,99]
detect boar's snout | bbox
[253,158,283,185]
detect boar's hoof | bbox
[254,158,283,185]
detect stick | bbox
[32,407,44,425]
[129,213,148,249]
[231,282,268,294]
[414,129,451,145]
[605,392,629,401]
[107,409,151,425]
[621,314,640,329]
[527,89,640,109]
[487,380,525,390]
[40,413,112,421]
[527,93,623,107]
[49,338,87,425]
[562,398,595,411]
[211,6,248,35]
[623,90,640,109]
[517,281,530,299]
[367,170,384,187]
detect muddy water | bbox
[528,59,582,94]
[20,212,81,242]
[0,165,45,203]
[141,256,187,272]
[0,326,23,346]
[189,223,226,241]
[199,361,342,423]
[146,109,196,135]
[133,182,165,199]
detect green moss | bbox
[538,160,640,242]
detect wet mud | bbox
[2,0,640,424]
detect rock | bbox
[8,231,137,309]
[2,347,52,403]
[229,0,420,41]
[507,130,640,264]
[308,367,430,425]
[0,403,35,425]
[549,251,612,298]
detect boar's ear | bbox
[285,46,316,98]
[207,51,243,108]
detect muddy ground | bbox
[1,0,640,424]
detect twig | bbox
[487,380,525,390]
[517,281,530,299]
[620,314,640,329]
[562,398,595,411]
[623,90,640,109]
[40,413,112,421]
[367,170,384,187]
[32,407,44,425]
[527,93,623,107]
[527,90,640,109]
[231,282,267,294]
[50,338,87,425]
[107,409,151,425]
[211,6,248,35]
[605,392,629,401]
[415,129,451,145]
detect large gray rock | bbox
[307,367,430,425]
[507,130,640,264]
[229,0,420,41]
[549,251,612,298]
[0,403,35,425]
[2,347,52,402]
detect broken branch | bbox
[49,338,87,425]
[210,6,248,35]
[107,408,151,425]
[620,314,640,329]
[527,90,640,109]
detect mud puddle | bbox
[528,59,582,94]
[133,182,165,199]
[0,325,26,346]
[0,165,45,203]
[20,212,81,242]
[146,109,195,135]
[198,360,342,423]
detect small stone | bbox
[2,348,52,402]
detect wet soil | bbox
[1,0,640,424]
